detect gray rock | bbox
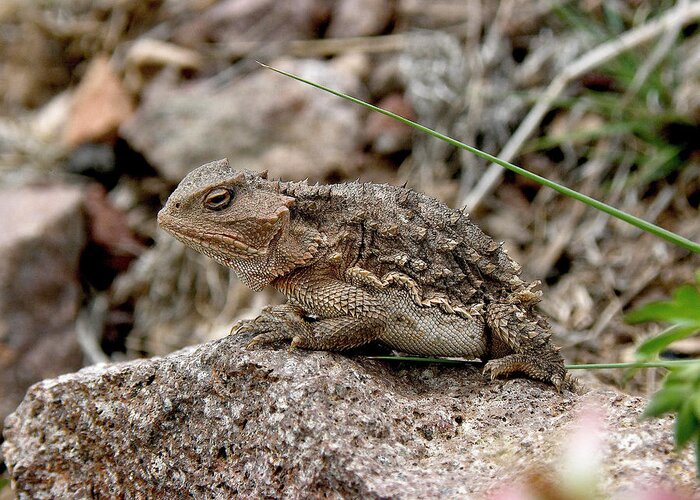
[3,334,695,498]
[121,58,367,183]
[327,0,394,38]
[0,184,85,423]
[172,0,331,49]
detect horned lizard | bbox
[158,158,568,389]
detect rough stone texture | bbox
[121,58,367,183]
[3,334,696,499]
[0,185,85,423]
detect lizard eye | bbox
[204,187,233,211]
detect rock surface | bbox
[3,334,696,498]
[121,58,367,183]
[326,0,394,38]
[0,184,85,423]
[172,0,331,49]
[63,55,134,147]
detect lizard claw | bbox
[245,336,262,350]
[231,317,286,348]
[285,336,304,352]
[482,359,502,381]
[230,319,252,336]
[246,330,294,349]
[551,374,564,393]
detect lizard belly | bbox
[377,289,486,358]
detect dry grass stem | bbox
[461,0,700,211]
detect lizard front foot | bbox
[231,304,308,348]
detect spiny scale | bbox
[268,176,530,310]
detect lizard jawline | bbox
[171,228,262,258]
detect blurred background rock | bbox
[1,0,699,479]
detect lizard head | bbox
[158,158,321,290]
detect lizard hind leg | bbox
[484,303,567,390]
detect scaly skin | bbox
[158,158,570,390]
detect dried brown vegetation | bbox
[0,0,699,399]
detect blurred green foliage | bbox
[527,2,694,186]
[627,271,700,474]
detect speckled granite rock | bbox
[2,334,696,499]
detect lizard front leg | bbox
[236,270,387,351]
[233,303,309,346]
[236,304,384,351]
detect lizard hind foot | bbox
[483,353,567,392]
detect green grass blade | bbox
[367,356,477,365]
[566,360,700,370]
[260,63,700,254]
[367,357,699,370]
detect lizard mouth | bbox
[197,231,262,256]
[157,201,292,262]
[174,228,261,257]
[158,208,288,261]
[158,214,262,258]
